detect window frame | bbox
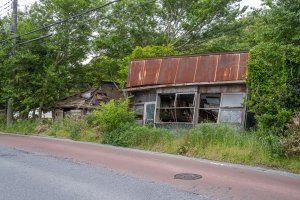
[218,108,244,124]
[143,101,156,125]
[198,93,221,123]
[155,92,197,124]
[198,92,246,125]
[218,92,246,124]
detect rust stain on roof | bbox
[127,51,248,88]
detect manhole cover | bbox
[174,173,202,180]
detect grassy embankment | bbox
[0,116,299,173]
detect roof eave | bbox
[123,80,246,92]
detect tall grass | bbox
[178,124,270,164]
[48,117,101,142]
[102,123,173,151]
[0,119,44,134]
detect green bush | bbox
[101,122,134,146]
[247,44,300,134]
[90,99,135,133]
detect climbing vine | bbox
[247,43,300,134]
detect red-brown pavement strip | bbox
[0,133,299,200]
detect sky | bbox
[240,0,263,8]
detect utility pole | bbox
[7,0,17,125]
[11,0,18,36]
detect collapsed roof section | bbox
[54,88,109,109]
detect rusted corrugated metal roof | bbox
[127,51,248,88]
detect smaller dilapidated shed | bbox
[124,51,249,128]
[54,81,122,119]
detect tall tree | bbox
[247,0,300,132]
[0,0,99,115]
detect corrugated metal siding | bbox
[127,52,248,88]
[157,58,179,84]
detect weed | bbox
[48,117,101,142]
[0,119,47,134]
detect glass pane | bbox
[176,108,194,122]
[221,93,245,107]
[176,94,195,107]
[160,94,175,108]
[219,109,243,123]
[145,103,155,125]
[200,94,221,109]
[198,109,219,123]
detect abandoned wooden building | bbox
[124,51,249,128]
[54,82,122,119]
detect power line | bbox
[3,0,157,46]
[0,1,12,18]
[17,33,52,45]
[0,9,11,17]
[4,0,119,42]
[8,0,121,46]
[0,0,12,10]
[0,5,11,14]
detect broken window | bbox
[198,94,221,123]
[160,94,176,108]
[176,93,195,107]
[158,93,176,122]
[157,93,195,123]
[198,109,219,123]
[198,93,245,124]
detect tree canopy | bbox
[247,0,300,133]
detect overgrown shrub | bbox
[90,99,135,133]
[247,44,300,134]
[101,122,134,146]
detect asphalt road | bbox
[0,146,205,200]
[0,133,300,200]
